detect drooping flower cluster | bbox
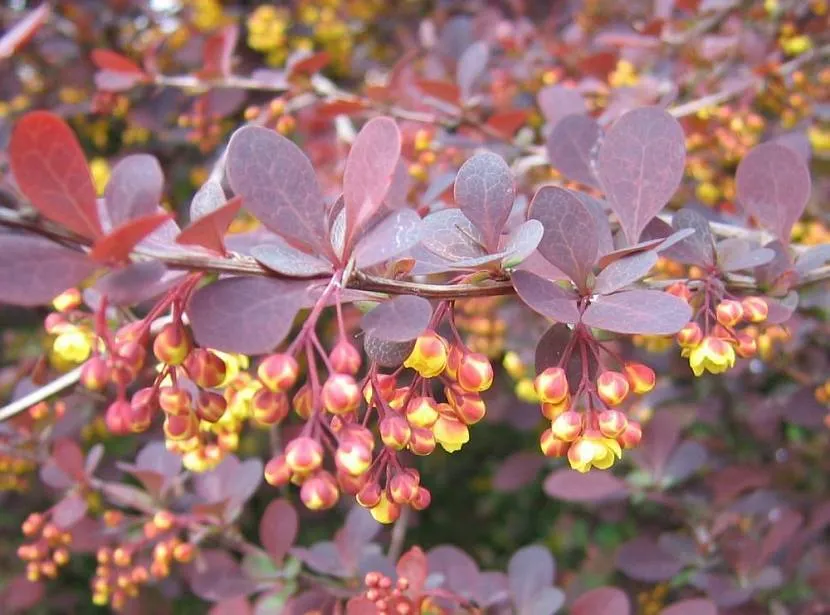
[17,513,72,583]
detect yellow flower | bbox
[688,336,736,376]
[53,327,92,364]
[403,331,448,378]
[89,158,111,196]
[433,413,470,453]
[567,435,622,473]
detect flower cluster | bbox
[17,513,72,583]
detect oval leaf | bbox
[191,180,226,219]
[188,277,305,355]
[597,107,686,244]
[666,208,715,266]
[546,114,602,189]
[354,209,423,269]
[252,239,333,278]
[512,271,580,323]
[0,4,50,60]
[592,250,658,295]
[543,469,629,502]
[736,141,811,242]
[503,219,545,269]
[420,209,487,261]
[538,86,587,128]
[582,290,692,335]
[361,296,432,342]
[226,126,331,257]
[615,537,683,582]
[508,545,556,611]
[528,185,598,290]
[457,41,489,101]
[344,117,402,248]
[363,334,415,368]
[454,152,515,251]
[259,499,298,564]
[9,111,102,239]
[571,587,630,615]
[104,154,164,227]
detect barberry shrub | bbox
[0,1,828,614]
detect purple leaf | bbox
[576,193,614,256]
[420,209,487,261]
[736,141,811,242]
[512,271,580,324]
[597,237,667,269]
[546,114,602,189]
[456,41,489,101]
[630,412,681,477]
[503,219,545,268]
[0,4,50,60]
[95,261,181,306]
[335,506,382,570]
[664,208,716,266]
[582,290,691,335]
[755,240,794,288]
[84,444,104,476]
[454,152,515,251]
[191,180,226,219]
[344,117,402,249]
[361,296,432,342]
[766,291,798,324]
[538,87,587,129]
[508,545,556,611]
[795,243,830,276]
[136,441,183,477]
[616,537,683,582]
[52,494,88,529]
[534,324,596,384]
[354,209,423,268]
[597,107,686,243]
[252,239,333,278]
[291,542,346,577]
[543,470,629,502]
[104,154,163,226]
[662,441,707,484]
[592,250,658,295]
[524,587,566,615]
[226,126,331,258]
[528,185,598,290]
[259,499,298,564]
[492,452,545,492]
[0,576,44,614]
[427,545,480,600]
[571,587,630,615]
[0,234,96,306]
[716,239,775,272]
[363,335,415,368]
[189,550,257,602]
[659,599,718,615]
[188,277,305,355]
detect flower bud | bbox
[411,486,432,511]
[300,471,339,510]
[363,373,397,404]
[81,357,110,391]
[329,339,362,375]
[105,400,131,435]
[551,410,583,442]
[158,387,192,417]
[389,472,419,504]
[251,390,290,426]
[403,331,449,378]
[285,437,324,473]
[534,367,569,404]
[446,390,486,425]
[357,481,382,508]
[153,323,192,366]
[408,427,436,456]
[735,332,757,358]
[741,296,768,322]
[339,424,375,451]
[597,409,628,438]
[676,322,703,348]
[196,391,227,423]
[433,412,470,453]
[292,384,312,419]
[322,374,361,415]
[184,349,227,389]
[52,288,82,312]
[540,428,570,457]
[380,415,412,450]
[624,362,656,395]
[540,394,571,420]
[257,354,299,392]
[716,299,744,327]
[502,351,525,380]
[163,411,199,441]
[597,371,630,406]
[337,470,368,495]
[369,493,400,524]
[445,345,464,380]
[112,340,146,382]
[617,420,643,448]
[666,282,692,302]
[129,388,157,432]
[335,438,373,476]
[405,396,439,428]
[264,454,292,486]
[456,352,494,393]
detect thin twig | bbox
[387,506,411,562]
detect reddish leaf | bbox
[9,111,102,239]
[361,296,432,342]
[202,25,238,78]
[259,499,298,564]
[492,452,545,492]
[0,576,45,613]
[538,85,587,128]
[616,537,683,581]
[632,411,682,477]
[176,196,242,255]
[508,545,556,611]
[188,277,306,355]
[397,547,428,595]
[226,126,332,258]
[571,587,630,615]
[104,154,164,227]
[189,550,257,602]
[456,41,489,101]
[0,4,50,59]
[0,233,95,306]
[354,209,423,269]
[335,506,382,570]
[287,50,331,76]
[53,493,88,529]
[346,598,379,615]
[91,49,145,75]
[512,271,580,324]
[318,99,370,118]
[54,438,86,480]
[427,546,480,599]
[90,212,172,263]
[659,599,717,615]
[582,290,691,335]
[592,250,658,295]
[735,141,811,242]
[417,79,461,105]
[597,107,686,244]
[487,109,530,138]
[209,597,252,615]
[547,114,602,189]
[454,152,515,251]
[543,469,629,502]
[343,117,402,249]
[528,185,598,290]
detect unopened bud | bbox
[716,299,744,327]
[153,323,192,366]
[455,352,494,393]
[251,390,290,426]
[257,353,299,392]
[380,415,412,450]
[623,362,656,395]
[597,371,629,406]
[329,339,362,375]
[534,367,569,404]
